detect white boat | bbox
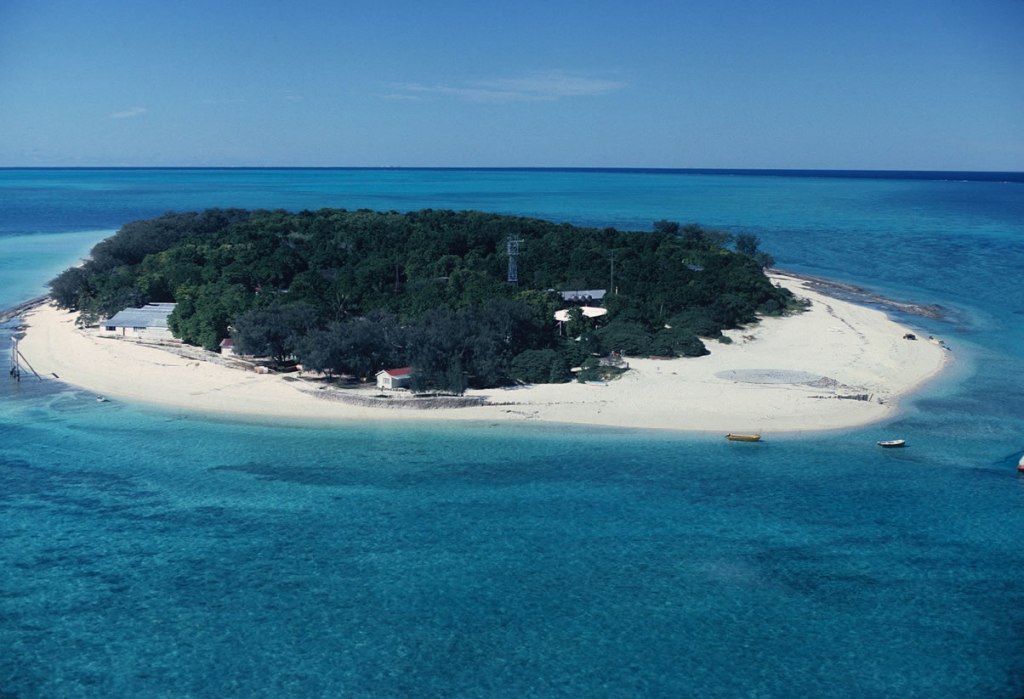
[1018,454,1024,472]
[878,439,906,448]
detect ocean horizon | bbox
[3,165,1023,182]
[2,168,1022,696]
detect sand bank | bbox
[15,274,948,433]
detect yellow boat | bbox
[726,433,762,442]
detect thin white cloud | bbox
[486,72,627,98]
[201,98,246,105]
[388,70,626,104]
[110,106,147,119]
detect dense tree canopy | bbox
[51,208,793,391]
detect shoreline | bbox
[774,269,946,320]
[13,273,950,434]
[0,294,50,325]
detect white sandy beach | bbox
[16,274,948,433]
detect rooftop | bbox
[559,289,606,302]
[104,302,176,329]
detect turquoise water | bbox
[0,230,109,308]
[2,169,1023,696]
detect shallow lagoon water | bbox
[1,169,1022,696]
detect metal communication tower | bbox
[506,236,523,284]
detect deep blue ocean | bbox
[1,168,1023,697]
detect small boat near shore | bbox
[726,433,762,442]
[878,439,906,448]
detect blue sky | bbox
[1,0,1021,169]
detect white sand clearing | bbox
[17,274,948,433]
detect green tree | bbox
[650,327,709,357]
[653,220,680,235]
[735,233,761,257]
[49,267,90,310]
[511,348,561,384]
[597,320,653,356]
[231,304,318,362]
[171,282,251,351]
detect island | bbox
[19,208,948,432]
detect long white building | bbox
[98,302,178,343]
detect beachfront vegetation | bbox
[50,208,791,391]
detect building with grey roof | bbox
[99,302,179,343]
[559,289,606,304]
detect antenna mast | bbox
[506,235,523,284]
[609,250,615,294]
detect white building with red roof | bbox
[375,367,413,390]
